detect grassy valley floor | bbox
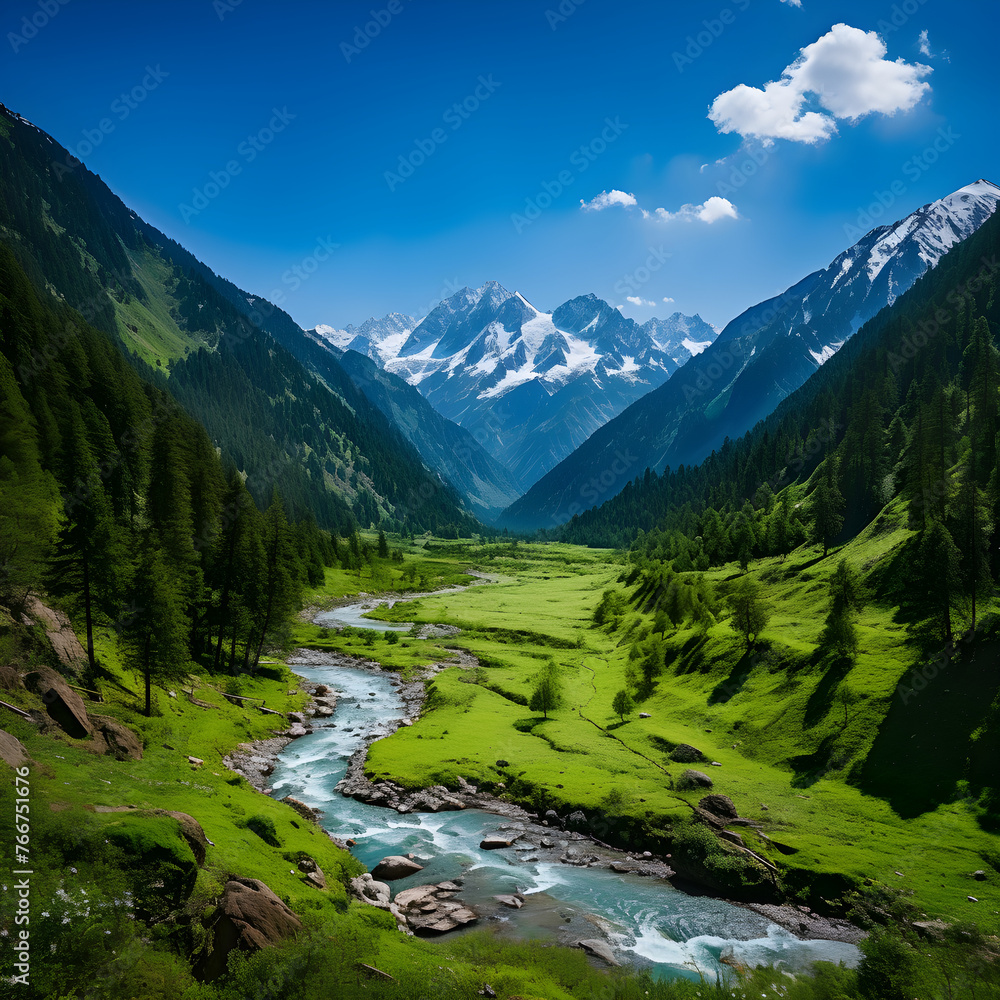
[298,534,1000,935]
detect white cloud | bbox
[918,29,931,56]
[780,0,802,6]
[709,23,932,145]
[626,296,656,307]
[579,189,638,212]
[581,189,738,226]
[662,296,675,304]
[655,196,739,224]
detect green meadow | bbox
[300,531,1000,934]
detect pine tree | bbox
[911,518,962,644]
[48,403,121,674]
[811,457,845,557]
[249,493,301,671]
[767,490,793,561]
[0,356,60,607]
[819,559,865,661]
[118,546,189,716]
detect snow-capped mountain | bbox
[501,179,1000,530]
[313,312,417,366]
[319,283,717,490]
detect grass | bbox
[4,528,998,994]
[0,629,361,922]
[336,533,1000,929]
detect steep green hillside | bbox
[0,103,478,537]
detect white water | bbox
[270,638,860,981]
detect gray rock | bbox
[698,794,738,819]
[350,873,391,908]
[372,856,425,881]
[576,938,620,966]
[493,894,523,909]
[480,834,520,850]
[669,743,705,763]
[0,730,30,769]
[678,769,713,789]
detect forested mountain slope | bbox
[502,181,999,531]
[559,203,1000,553]
[0,104,477,537]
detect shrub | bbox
[245,813,281,847]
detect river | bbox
[270,597,860,981]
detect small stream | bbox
[271,600,860,981]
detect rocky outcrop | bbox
[22,596,86,671]
[195,878,302,981]
[89,715,143,760]
[698,795,738,820]
[371,855,424,880]
[350,872,392,908]
[669,743,706,763]
[92,806,211,866]
[393,883,478,935]
[0,730,30,769]
[24,666,92,739]
[297,856,326,889]
[282,796,322,823]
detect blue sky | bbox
[2,0,996,331]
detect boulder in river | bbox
[493,894,523,909]
[480,833,521,850]
[576,938,620,966]
[393,883,478,935]
[372,855,425,880]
